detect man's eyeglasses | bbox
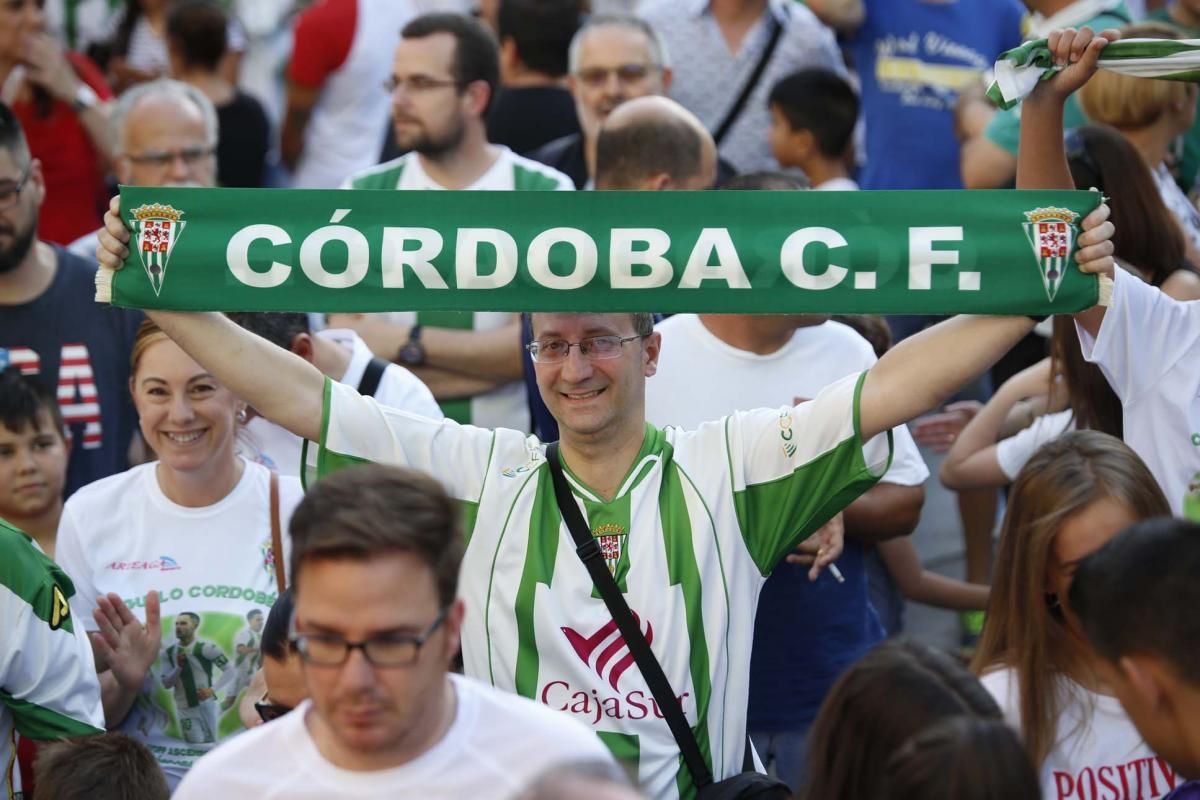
[526,334,647,364]
[292,607,449,667]
[383,75,462,95]
[254,694,293,724]
[125,146,215,170]
[0,166,31,211]
[574,64,659,88]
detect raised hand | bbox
[96,196,131,273]
[1035,27,1121,102]
[92,591,162,691]
[1075,202,1116,279]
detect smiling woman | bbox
[53,318,306,791]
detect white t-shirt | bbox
[237,328,442,475]
[1075,267,1200,518]
[995,409,1076,481]
[173,673,616,799]
[55,460,304,789]
[313,371,890,798]
[981,667,1180,800]
[645,315,928,488]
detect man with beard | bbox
[68,78,219,258]
[0,102,140,496]
[328,13,573,433]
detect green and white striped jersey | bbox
[1,520,103,798]
[343,146,575,193]
[313,372,890,799]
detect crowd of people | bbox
[2,0,1200,798]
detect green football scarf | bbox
[97,186,1104,315]
[989,37,1200,110]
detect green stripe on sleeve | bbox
[0,525,76,633]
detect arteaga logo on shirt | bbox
[1053,756,1178,799]
[107,556,182,571]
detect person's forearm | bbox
[77,103,115,166]
[149,310,325,440]
[843,483,924,544]
[860,315,1034,440]
[803,0,863,31]
[1016,92,1072,190]
[328,314,525,382]
[940,383,1027,489]
[407,365,506,400]
[280,107,310,172]
[876,537,990,610]
[99,671,140,728]
[960,137,1016,189]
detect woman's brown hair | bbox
[970,431,1170,767]
[129,318,171,375]
[1066,123,1191,285]
[1049,315,1123,438]
[803,638,1001,800]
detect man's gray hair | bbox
[112,78,219,153]
[567,14,670,74]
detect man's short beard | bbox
[0,220,37,274]
[408,118,468,161]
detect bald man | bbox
[594,95,717,191]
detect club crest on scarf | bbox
[131,203,186,297]
[1023,207,1078,302]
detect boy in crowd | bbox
[0,368,69,557]
[767,68,859,191]
[33,732,169,800]
[1070,519,1200,797]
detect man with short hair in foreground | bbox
[1070,518,1200,793]
[174,464,614,798]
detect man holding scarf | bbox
[92,67,1117,800]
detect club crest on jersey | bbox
[1022,207,1078,302]
[594,524,626,576]
[131,203,186,296]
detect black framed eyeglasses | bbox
[254,694,293,723]
[125,146,216,170]
[383,75,463,94]
[526,334,647,364]
[292,607,449,667]
[0,165,31,210]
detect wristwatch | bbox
[396,324,426,366]
[72,83,99,113]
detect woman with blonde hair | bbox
[972,431,1177,798]
[1079,22,1200,268]
[55,319,304,791]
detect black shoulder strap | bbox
[545,444,715,789]
[713,12,784,146]
[357,356,389,397]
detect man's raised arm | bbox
[859,27,1117,441]
[96,198,325,441]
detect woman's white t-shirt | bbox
[981,667,1182,800]
[55,459,303,789]
[996,410,1075,481]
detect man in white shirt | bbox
[329,13,574,433]
[173,464,616,799]
[227,313,442,477]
